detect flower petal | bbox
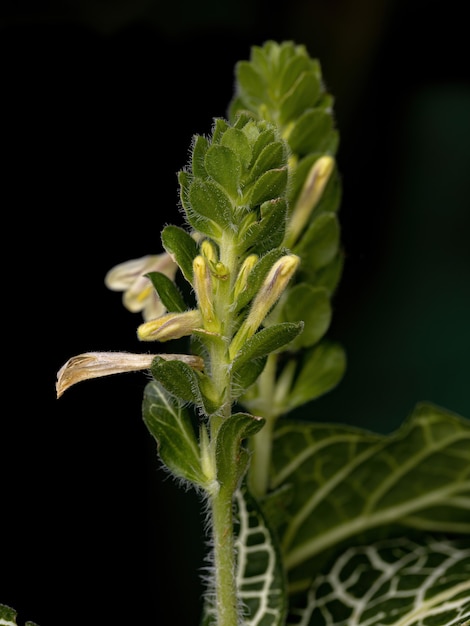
[56,351,204,398]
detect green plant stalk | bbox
[247,353,278,497]
[206,231,244,624]
[208,482,239,626]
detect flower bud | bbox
[193,255,218,330]
[233,254,258,300]
[285,156,334,248]
[229,254,300,358]
[137,309,202,342]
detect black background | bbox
[2,1,469,624]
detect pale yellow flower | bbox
[105,253,178,321]
[56,351,204,398]
[137,309,203,342]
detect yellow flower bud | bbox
[285,156,334,248]
[137,309,202,342]
[233,254,258,300]
[193,255,217,329]
[229,254,300,359]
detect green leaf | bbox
[146,271,187,312]
[249,141,287,183]
[161,224,198,284]
[232,322,304,374]
[288,535,470,626]
[281,284,331,350]
[204,144,241,198]
[216,414,265,492]
[232,356,268,397]
[279,70,322,125]
[191,134,209,177]
[150,356,203,406]
[295,213,340,271]
[284,341,346,411]
[0,605,39,626]
[240,198,287,256]
[287,109,338,157]
[189,178,233,230]
[220,127,252,168]
[142,380,209,488]
[269,403,470,591]
[249,167,288,207]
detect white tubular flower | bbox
[56,351,204,398]
[105,253,178,321]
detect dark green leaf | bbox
[142,380,209,487]
[146,271,187,313]
[240,198,287,255]
[249,167,288,207]
[189,178,233,230]
[289,535,470,626]
[270,403,470,591]
[161,224,198,284]
[150,356,203,406]
[232,322,304,374]
[216,414,265,492]
[191,135,209,177]
[204,144,241,198]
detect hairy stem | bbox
[209,483,240,626]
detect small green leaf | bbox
[220,127,252,168]
[285,341,346,411]
[279,71,322,125]
[191,134,209,177]
[232,356,267,397]
[249,167,288,207]
[279,54,315,96]
[150,356,203,406]
[146,271,187,312]
[189,178,233,230]
[235,60,266,105]
[142,380,208,487]
[289,535,470,626]
[240,197,287,255]
[216,414,265,492]
[282,284,332,349]
[249,141,287,183]
[204,144,241,198]
[161,224,198,284]
[287,109,338,157]
[295,213,340,270]
[232,322,304,374]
